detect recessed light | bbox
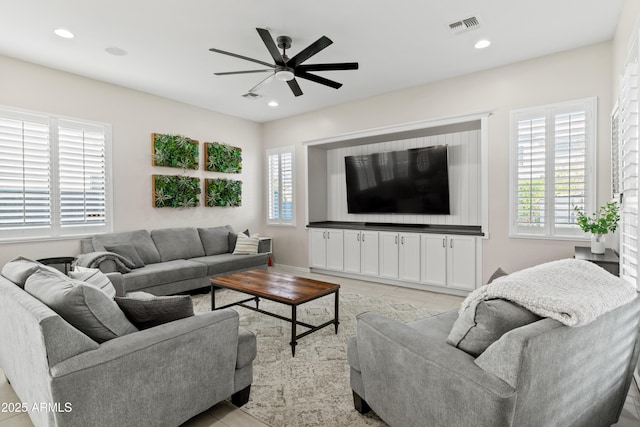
[268,101,279,107]
[54,28,74,39]
[105,47,127,56]
[474,39,491,49]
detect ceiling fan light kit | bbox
[209,28,358,98]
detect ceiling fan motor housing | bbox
[276,35,292,51]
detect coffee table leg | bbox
[334,289,340,333]
[291,305,297,357]
[211,286,216,311]
[255,296,260,309]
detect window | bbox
[267,146,295,225]
[510,97,596,239]
[0,107,112,241]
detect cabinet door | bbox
[421,235,447,286]
[399,233,421,282]
[448,236,476,290]
[326,229,344,271]
[379,232,399,279]
[360,231,379,276]
[309,229,327,268]
[343,230,361,274]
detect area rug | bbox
[192,289,449,427]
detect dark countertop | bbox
[307,221,484,236]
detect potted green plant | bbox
[573,201,620,254]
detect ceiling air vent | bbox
[242,92,262,100]
[448,16,481,34]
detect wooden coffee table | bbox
[210,269,340,356]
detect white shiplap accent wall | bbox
[327,129,481,225]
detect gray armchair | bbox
[348,297,640,427]
[0,274,256,427]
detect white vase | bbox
[591,234,606,254]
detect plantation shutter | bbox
[0,113,51,237]
[553,109,587,229]
[515,116,546,234]
[510,98,595,239]
[619,62,639,287]
[58,120,108,233]
[267,147,295,225]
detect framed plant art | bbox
[152,133,199,170]
[205,178,242,207]
[204,142,242,173]
[152,175,201,208]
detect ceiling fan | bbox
[209,28,358,97]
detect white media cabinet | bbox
[308,224,482,296]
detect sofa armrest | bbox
[355,312,516,427]
[105,272,125,297]
[48,309,243,426]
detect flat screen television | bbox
[344,145,450,215]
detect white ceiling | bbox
[0,1,624,123]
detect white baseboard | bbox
[271,263,310,274]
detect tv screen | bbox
[344,145,450,215]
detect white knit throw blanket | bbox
[461,258,637,327]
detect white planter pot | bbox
[591,234,606,254]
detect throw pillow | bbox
[229,228,250,252]
[1,256,43,288]
[487,267,508,284]
[446,299,540,357]
[69,266,117,299]
[104,243,145,268]
[114,292,194,329]
[25,268,138,343]
[233,232,259,255]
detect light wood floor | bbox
[1,265,639,427]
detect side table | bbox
[37,257,76,275]
[573,246,619,276]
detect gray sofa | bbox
[0,269,256,427]
[79,225,268,296]
[348,296,640,427]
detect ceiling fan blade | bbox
[214,69,274,76]
[296,62,359,72]
[248,73,275,93]
[287,36,333,68]
[209,47,274,68]
[256,28,285,66]
[287,79,303,97]
[295,71,342,89]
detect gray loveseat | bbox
[348,287,640,426]
[0,268,256,427]
[79,225,268,296]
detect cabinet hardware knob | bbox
[450,239,453,248]
[357,233,360,242]
[442,239,446,248]
[395,235,398,244]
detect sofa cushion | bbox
[122,259,208,292]
[104,243,145,268]
[92,230,161,265]
[115,291,194,329]
[25,268,138,343]
[151,227,206,262]
[190,253,268,276]
[446,299,540,357]
[233,233,259,255]
[198,226,231,255]
[1,256,42,288]
[69,266,117,299]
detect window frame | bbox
[266,145,296,227]
[509,97,597,240]
[0,106,113,243]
